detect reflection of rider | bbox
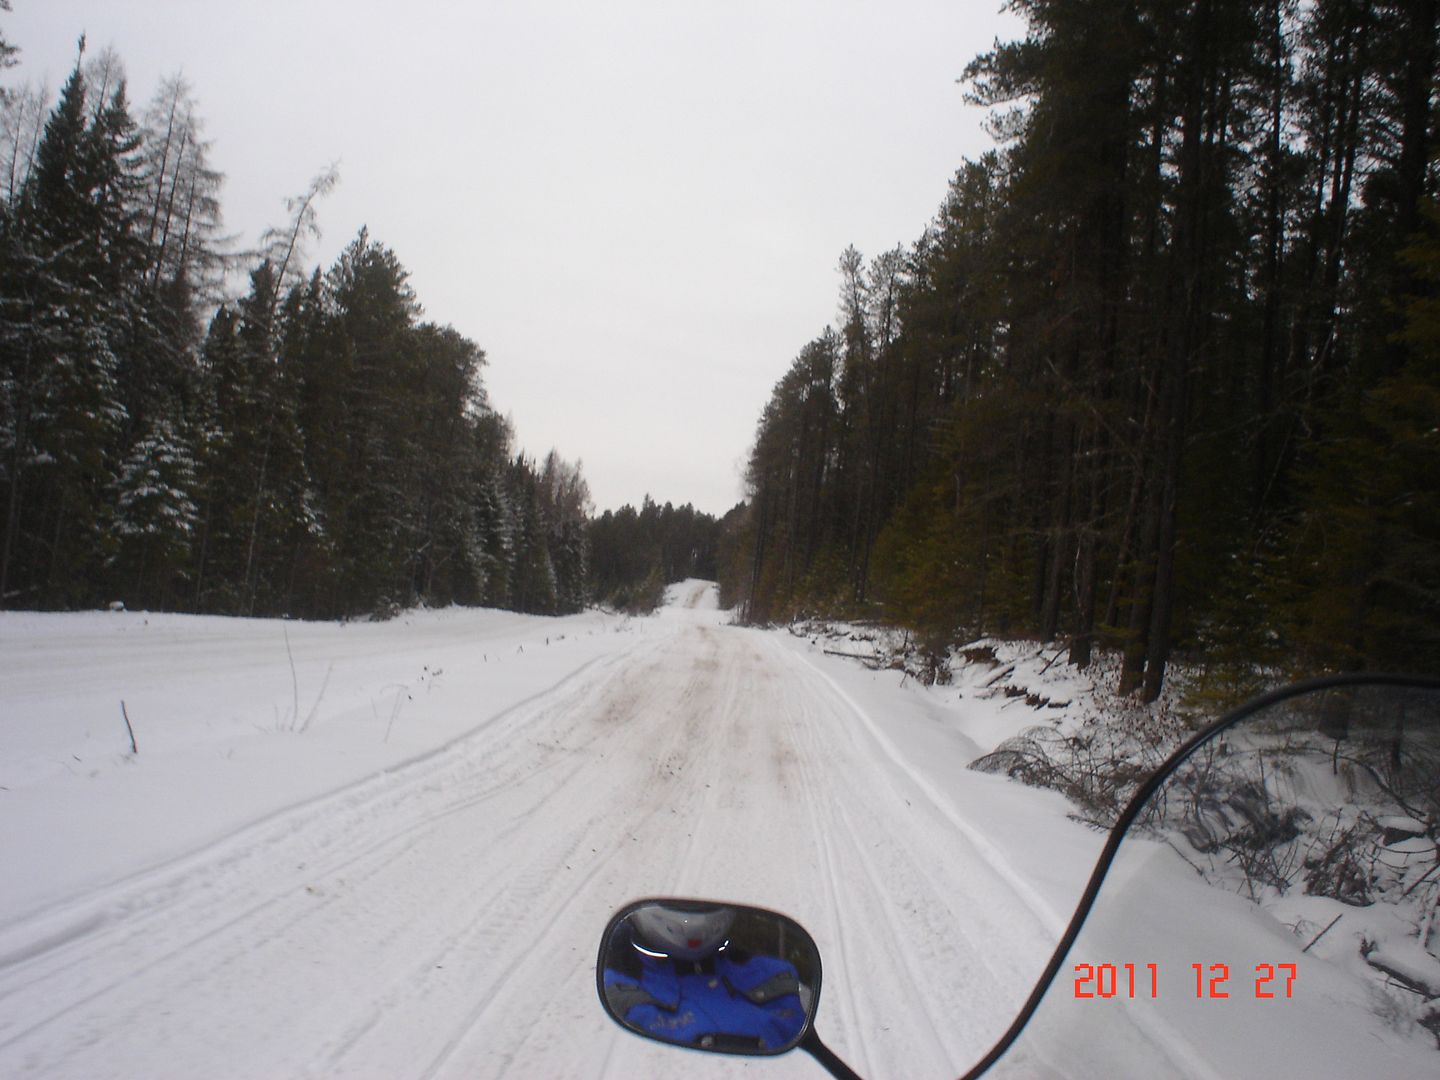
[602,905,807,1051]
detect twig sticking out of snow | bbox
[382,686,411,743]
[1301,913,1343,954]
[297,663,334,735]
[120,700,138,755]
[284,628,299,731]
[982,664,1017,689]
[1401,857,1440,900]
[823,649,880,662]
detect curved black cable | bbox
[956,672,1440,1080]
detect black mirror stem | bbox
[800,1028,864,1080]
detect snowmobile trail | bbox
[0,590,1057,1079]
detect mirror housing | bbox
[596,898,821,1056]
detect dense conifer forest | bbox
[588,497,729,613]
[720,0,1440,695]
[3,3,1437,694]
[0,31,591,619]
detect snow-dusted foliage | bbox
[113,417,199,540]
[0,46,589,618]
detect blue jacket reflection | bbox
[604,945,806,1051]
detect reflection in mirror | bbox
[982,680,1440,1080]
[597,899,819,1055]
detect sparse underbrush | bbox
[599,570,667,616]
[970,660,1193,827]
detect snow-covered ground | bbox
[0,584,1434,1078]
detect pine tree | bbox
[725,0,1440,690]
[111,416,199,606]
[408,321,491,605]
[508,456,557,615]
[318,228,424,612]
[540,449,592,613]
[0,2,17,80]
[0,53,139,607]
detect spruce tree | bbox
[1,56,134,606]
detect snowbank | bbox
[0,603,645,916]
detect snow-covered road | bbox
[0,586,1072,1079]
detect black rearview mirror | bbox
[596,898,821,1056]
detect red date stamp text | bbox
[1072,962,1298,1000]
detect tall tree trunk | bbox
[1142,371,1189,702]
[242,431,272,616]
[1119,440,1163,695]
[0,340,33,607]
[1040,413,1074,642]
[1253,0,1287,521]
[1385,0,1439,375]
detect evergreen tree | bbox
[318,228,425,612]
[0,2,17,82]
[111,415,199,606]
[0,53,136,607]
[1269,201,1440,673]
[0,34,583,626]
[587,495,723,612]
[725,0,1439,688]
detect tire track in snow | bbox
[771,634,1065,937]
[315,631,737,1079]
[762,652,884,1079]
[0,640,647,976]
[1,612,1058,1079]
[1,640,637,935]
[0,705,605,1048]
[0,642,660,1071]
[799,774,876,1078]
[827,798,958,1067]
[767,629,1058,1076]
[413,807,660,1080]
[786,664,950,1078]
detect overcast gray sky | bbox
[4,0,1019,516]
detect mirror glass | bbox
[597,898,820,1055]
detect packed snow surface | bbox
[0,583,1433,1078]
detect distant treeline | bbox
[588,497,735,613]
[0,40,589,618]
[722,0,1440,694]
